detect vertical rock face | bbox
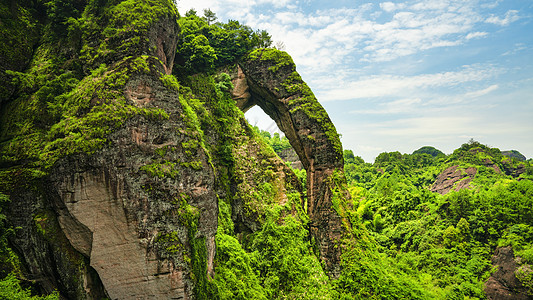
[278,148,304,170]
[485,247,532,300]
[2,1,218,298]
[46,66,218,299]
[7,48,218,300]
[234,49,350,276]
[7,183,108,299]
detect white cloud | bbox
[175,0,533,162]
[380,2,406,13]
[485,10,520,26]
[319,64,500,101]
[358,2,483,62]
[256,0,293,8]
[466,31,488,39]
[350,98,423,114]
[410,0,451,12]
[465,84,499,98]
[178,0,502,66]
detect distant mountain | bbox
[502,150,527,161]
[412,146,445,157]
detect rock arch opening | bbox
[228,49,351,276]
[245,106,303,170]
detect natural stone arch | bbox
[230,49,351,276]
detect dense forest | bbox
[257,127,533,299]
[1,0,532,299]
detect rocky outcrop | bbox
[1,1,352,297]
[503,151,527,162]
[485,246,532,300]
[482,158,502,174]
[229,49,350,276]
[8,46,217,300]
[278,148,304,170]
[431,165,477,195]
[2,1,219,298]
[502,159,527,178]
[47,65,218,299]
[7,181,108,299]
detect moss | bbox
[140,161,180,179]
[80,0,178,67]
[0,1,41,100]
[245,50,343,159]
[181,161,203,170]
[1,55,169,170]
[160,74,180,91]
[174,197,215,297]
[155,232,183,254]
[154,146,168,158]
[32,210,64,244]
[283,78,343,158]
[33,213,49,236]
[328,169,354,231]
[182,139,200,157]
[247,48,295,73]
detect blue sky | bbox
[176,0,533,162]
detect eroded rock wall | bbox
[231,49,351,276]
[485,246,532,300]
[1,1,352,297]
[1,1,219,298]
[7,181,107,299]
[431,165,477,195]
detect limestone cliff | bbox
[0,0,352,298]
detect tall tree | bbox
[203,8,217,25]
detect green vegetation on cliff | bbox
[259,130,533,298]
[341,141,533,299]
[1,0,532,299]
[175,9,272,75]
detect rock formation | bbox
[485,246,532,300]
[1,1,216,298]
[502,159,527,178]
[431,165,477,195]
[227,49,350,276]
[0,0,351,298]
[277,148,304,170]
[502,150,527,162]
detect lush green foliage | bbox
[258,133,533,299]
[253,127,292,153]
[0,273,59,300]
[342,141,533,299]
[3,0,533,299]
[413,146,445,158]
[175,9,272,75]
